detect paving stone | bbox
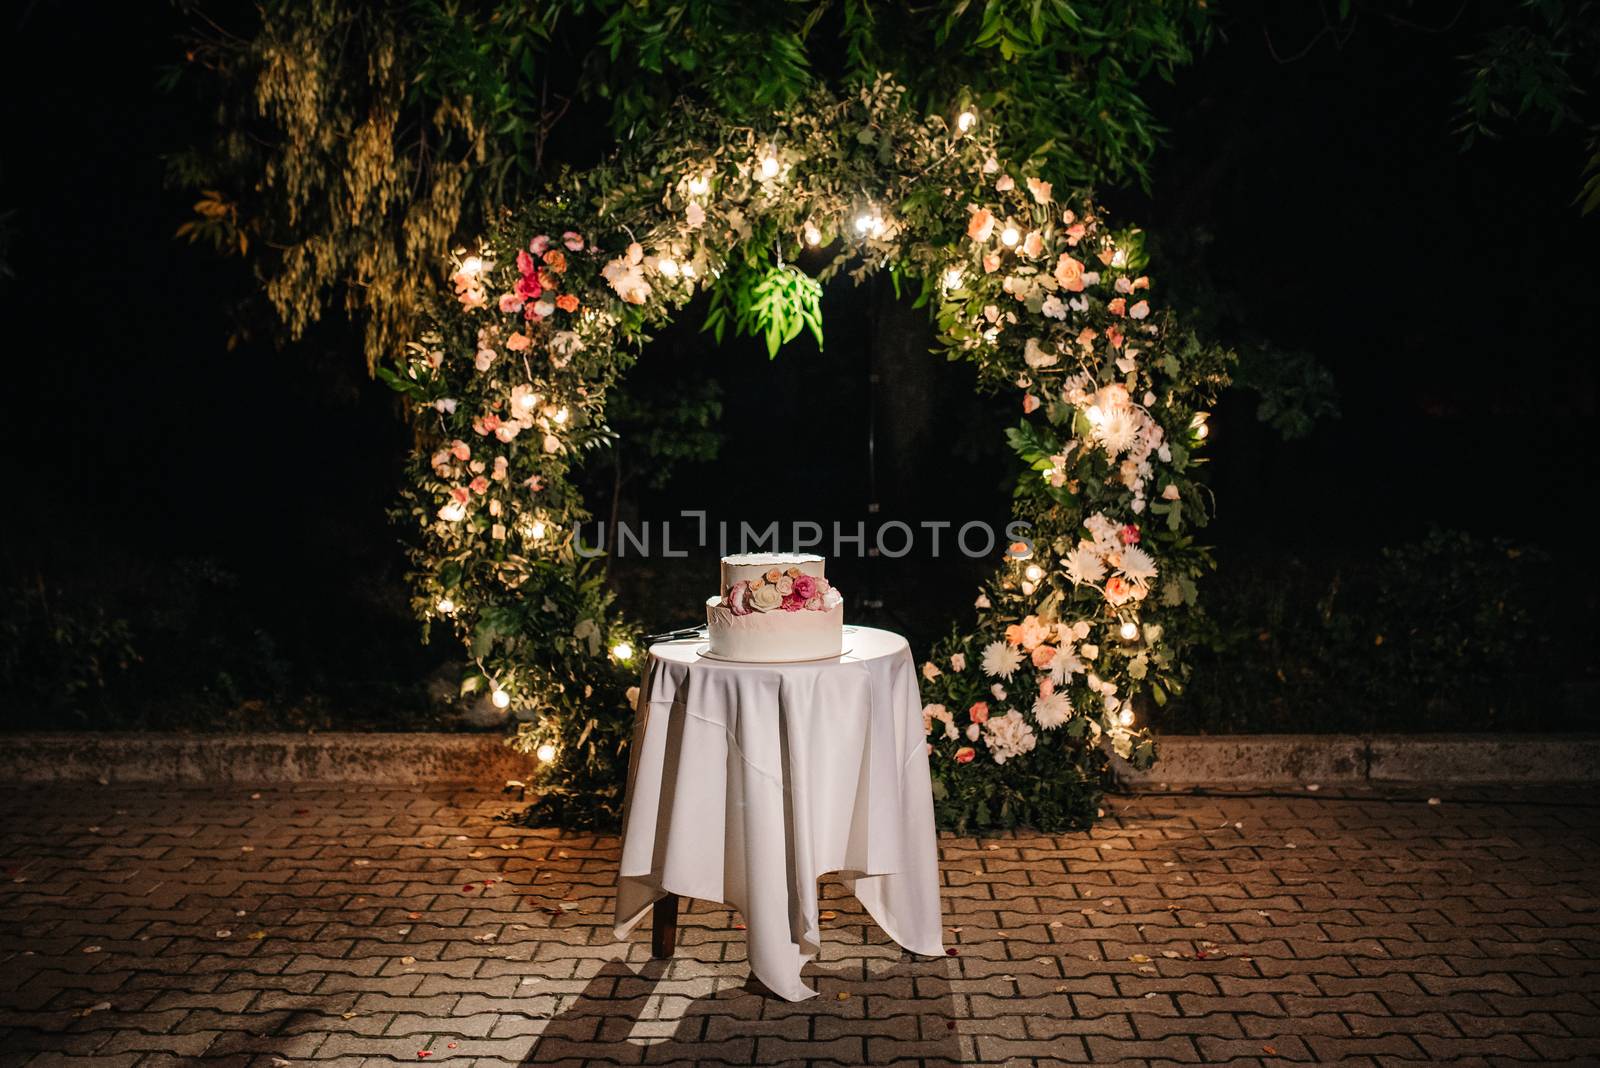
[0,783,1596,1065]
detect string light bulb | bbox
[439,501,466,523]
[1192,412,1211,440]
[803,222,822,247]
[460,255,484,277]
[530,520,546,540]
[658,257,679,278]
[1000,226,1020,247]
[491,688,511,709]
[1118,707,1135,727]
[1024,564,1044,583]
[760,153,780,178]
[687,175,710,196]
[553,407,569,425]
[611,641,633,662]
[854,213,885,238]
[957,109,978,133]
[1119,620,1140,641]
[943,267,963,290]
[437,597,455,615]
[680,262,697,279]
[536,743,557,763]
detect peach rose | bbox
[967,208,995,243]
[1030,645,1057,668]
[776,575,795,596]
[1054,254,1085,292]
[542,249,567,273]
[954,746,976,764]
[968,701,990,724]
[1022,230,1044,258]
[765,568,782,583]
[1026,177,1052,203]
[556,294,579,313]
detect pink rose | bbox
[792,574,817,600]
[1031,645,1056,668]
[804,596,823,611]
[954,747,976,764]
[450,440,471,461]
[1120,524,1141,545]
[505,332,531,352]
[967,208,995,243]
[516,250,535,275]
[469,476,490,495]
[562,231,584,251]
[781,592,806,612]
[498,292,525,314]
[1108,297,1126,317]
[727,580,751,616]
[776,575,795,596]
[515,272,543,301]
[529,235,551,254]
[968,701,990,725]
[1054,254,1085,292]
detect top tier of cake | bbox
[719,552,825,592]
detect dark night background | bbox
[2,3,1593,731]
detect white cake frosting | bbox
[706,552,844,661]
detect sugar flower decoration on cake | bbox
[747,584,783,612]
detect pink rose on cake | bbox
[781,592,806,612]
[804,595,823,610]
[792,574,818,600]
[726,580,752,616]
[748,584,783,612]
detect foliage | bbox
[1173,530,1590,734]
[170,0,1215,365]
[385,78,1231,829]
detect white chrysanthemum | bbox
[1095,407,1142,456]
[1118,545,1158,583]
[980,640,1023,680]
[1082,513,1122,551]
[1032,691,1074,730]
[983,709,1038,764]
[1049,647,1086,686]
[1063,542,1107,585]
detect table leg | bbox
[651,893,679,958]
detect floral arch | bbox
[383,78,1231,832]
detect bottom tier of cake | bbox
[705,597,845,662]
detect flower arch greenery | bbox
[383,77,1231,832]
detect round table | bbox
[612,625,945,1001]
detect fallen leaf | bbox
[1161,950,1180,959]
[1049,921,1062,929]
[83,946,102,954]
[400,956,417,965]
[835,991,849,1000]
[472,932,497,943]
[353,860,370,867]
[946,948,959,956]
[408,912,422,921]
[74,1001,112,1018]
[240,846,254,853]
[1263,1045,1278,1055]
[214,930,232,939]
[248,931,267,940]
[1128,953,1150,963]
[819,911,837,921]
[1427,797,1441,806]
[269,1058,291,1067]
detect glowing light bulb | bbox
[1192,413,1210,440]
[687,175,710,196]
[491,688,511,709]
[439,501,466,523]
[680,262,697,279]
[943,267,963,290]
[535,743,557,763]
[1000,226,1020,247]
[1118,708,1134,727]
[803,222,821,246]
[957,110,977,133]
[1024,564,1044,582]
[658,257,679,278]
[1119,620,1140,641]
[854,213,873,234]
[1195,422,1208,440]
[760,154,780,178]
[554,407,569,425]
[460,255,484,276]
[437,597,455,615]
[611,641,633,662]
[518,391,538,410]
[1086,405,1105,426]
[530,520,546,540]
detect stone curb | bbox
[1,731,1596,786]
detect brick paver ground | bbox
[1,783,1598,1067]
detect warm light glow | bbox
[460,255,484,276]
[687,175,710,196]
[1119,620,1140,641]
[518,392,538,410]
[1085,405,1106,426]
[803,222,822,246]
[760,154,780,178]
[535,743,558,763]
[553,407,569,425]
[957,109,977,133]
[1118,707,1135,727]
[1024,564,1044,582]
[611,641,633,662]
[491,688,511,709]
[530,520,547,540]
[1000,226,1020,247]
[680,262,697,279]
[854,213,886,238]
[658,257,679,278]
[943,267,963,290]
[437,597,456,615]
[1192,412,1211,440]
[440,501,466,523]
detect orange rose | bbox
[1030,645,1056,668]
[954,746,976,764]
[542,249,567,273]
[968,701,990,724]
[967,208,995,243]
[1004,624,1024,646]
[555,293,579,313]
[1108,297,1126,317]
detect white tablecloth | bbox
[613,625,945,1000]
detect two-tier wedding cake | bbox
[705,552,844,661]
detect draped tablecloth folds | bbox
[613,626,945,1000]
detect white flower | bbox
[975,592,991,609]
[1095,407,1142,456]
[966,722,981,741]
[1032,691,1074,729]
[991,683,1007,700]
[685,202,706,229]
[1083,513,1122,551]
[983,709,1037,764]
[1048,647,1086,686]
[1023,337,1058,368]
[601,243,653,304]
[1041,295,1067,320]
[980,641,1023,680]
[1063,543,1107,585]
[626,685,641,710]
[949,652,967,673]
[922,661,942,681]
[1118,545,1158,583]
[1162,483,1181,500]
